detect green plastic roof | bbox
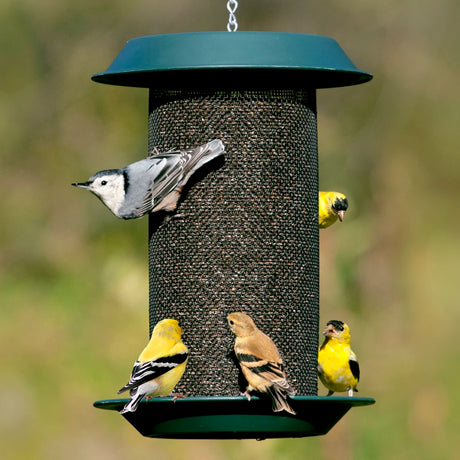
[91,32,372,89]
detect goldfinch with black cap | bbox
[318,191,348,228]
[318,320,359,396]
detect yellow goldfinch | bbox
[318,191,348,228]
[118,318,189,414]
[318,320,359,396]
[227,312,296,415]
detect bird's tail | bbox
[119,390,144,415]
[117,384,130,395]
[267,385,296,415]
[180,139,225,186]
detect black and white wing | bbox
[118,351,189,395]
[349,356,360,382]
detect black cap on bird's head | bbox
[323,320,344,336]
[327,320,344,331]
[71,169,127,199]
[72,169,121,189]
[322,320,351,341]
[332,196,348,222]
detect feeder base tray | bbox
[94,395,375,439]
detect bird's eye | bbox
[229,320,234,326]
[101,180,107,186]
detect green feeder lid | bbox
[91,31,372,89]
[94,395,375,439]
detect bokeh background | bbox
[1,1,458,459]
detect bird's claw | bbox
[171,393,187,403]
[156,212,182,229]
[241,391,252,402]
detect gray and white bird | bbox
[72,139,225,219]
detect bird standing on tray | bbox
[318,191,348,228]
[318,320,359,396]
[227,312,296,415]
[72,139,225,219]
[118,318,189,414]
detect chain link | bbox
[227,0,239,32]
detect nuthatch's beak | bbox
[72,182,91,189]
[337,210,345,222]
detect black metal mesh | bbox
[148,89,319,396]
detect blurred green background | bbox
[1,1,458,458]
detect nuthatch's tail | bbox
[180,139,225,187]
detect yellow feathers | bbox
[118,318,188,414]
[318,191,348,228]
[227,312,296,415]
[318,320,359,396]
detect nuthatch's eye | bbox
[101,180,107,186]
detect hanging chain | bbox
[227,0,239,32]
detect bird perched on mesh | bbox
[118,318,189,414]
[318,320,359,396]
[227,312,296,415]
[72,139,225,219]
[318,191,348,228]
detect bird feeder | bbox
[92,31,375,439]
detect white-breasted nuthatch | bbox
[72,139,225,219]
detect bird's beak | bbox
[337,210,345,222]
[322,325,334,336]
[72,182,91,189]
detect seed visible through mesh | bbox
[148,89,319,396]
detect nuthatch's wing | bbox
[136,155,185,216]
[126,139,225,217]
